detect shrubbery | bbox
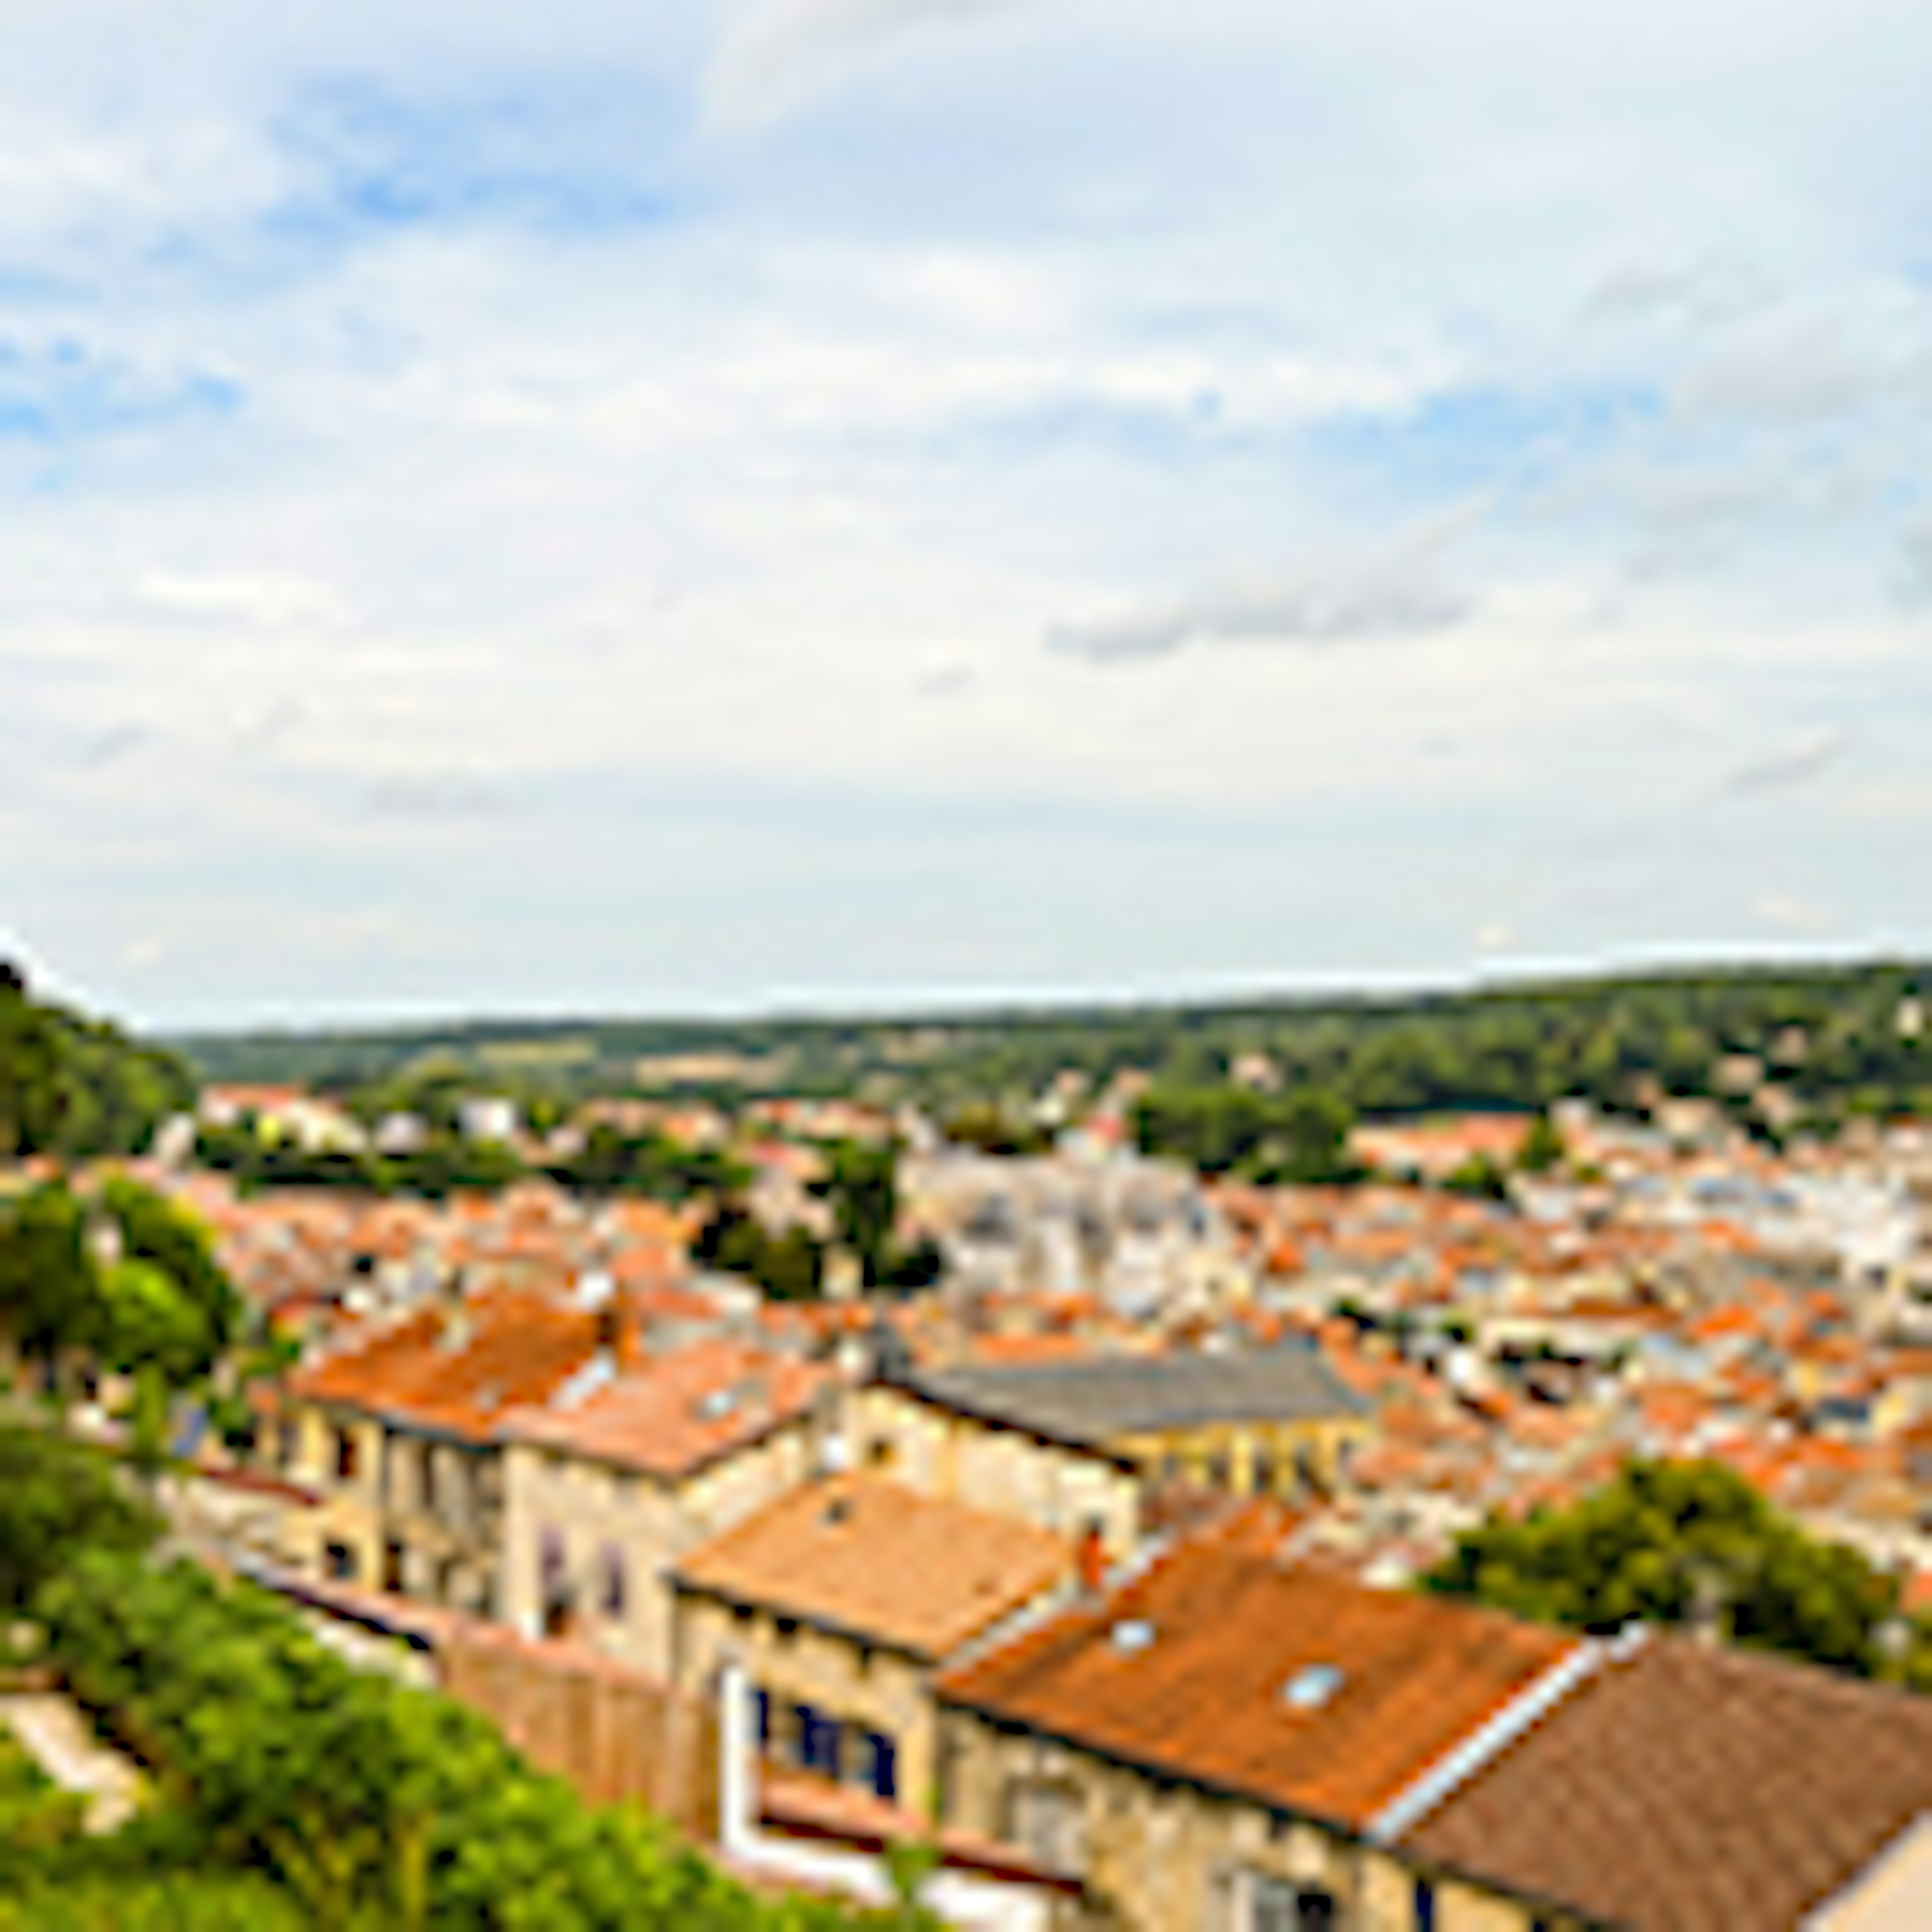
[34,1553,910,1930]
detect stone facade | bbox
[934,1710,1576,1932]
[849,1385,1141,1555]
[499,1418,819,1676]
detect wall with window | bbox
[270,1405,503,1615]
[672,1588,936,1814]
[272,1402,387,1585]
[932,1708,1557,1932]
[500,1419,816,1679]
[1116,1415,1367,1502]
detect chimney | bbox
[1077,1520,1109,1598]
[437,1267,473,1354]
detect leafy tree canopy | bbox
[0,965,192,1161]
[0,1426,160,1612]
[1422,1458,1909,1679]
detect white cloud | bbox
[4,0,1932,1018]
[1752,893,1832,935]
[705,0,1014,128]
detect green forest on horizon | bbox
[163,955,1932,1133]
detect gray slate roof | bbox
[897,1340,1366,1448]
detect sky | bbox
[6,0,1932,1030]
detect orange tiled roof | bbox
[937,1539,1577,1830]
[673,1472,1074,1660]
[500,1337,829,1481]
[288,1290,600,1440]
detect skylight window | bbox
[1281,1664,1344,1710]
[1109,1619,1157,1655]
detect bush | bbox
[0,1427,159,1613]
[37,1554,902,1930]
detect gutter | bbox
[1366,1623,1648,1844]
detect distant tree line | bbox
[169,958,1932,1131]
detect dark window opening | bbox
[862,1731,899,1803]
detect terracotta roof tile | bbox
[673,1473,1073,1660]
[937,1541,1576,1830]
[500,1337,829,1481]
[288,1291,600,1439]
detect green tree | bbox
[0,1426,158,1611]
[0,1184,98,1375]
[91,1261,210,1387]
[97,1180,237,1374]
[0,970,64,1158]
[815,1141,900,1288]
[1423,1458,1902,1677]
[1516,1110,1566,1173]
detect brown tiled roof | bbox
[499,1337,830,1481]
[1406,1635,1932,1930]
[936,1542,1576,1831]
[672,1473,1074,1660]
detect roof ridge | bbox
[1368,1627,1637,1844]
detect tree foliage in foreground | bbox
[0,1426,159,1612]
[37,1553,926,1930]
[0,1180,237,1386]
[1423,1458,1929,1684]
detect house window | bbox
[1004,1779,1085,1876]
[1414,1878,1437,1932]
[279,1418,300,1473]
[383,1539,405,1593]
[324,1541,357,1583]
[750,1686,772,1750]
[539,1527,572,1634]
[1246,1878,1337,1932]
[792,1704,843,1779]
[861,1732,899,1803]
[335,1428,358,1481]
[600,1544,626,1619]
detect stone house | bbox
[672,1470,1079,1818]
[928,1534,1932,1931]
[891,1340,1369,1506]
